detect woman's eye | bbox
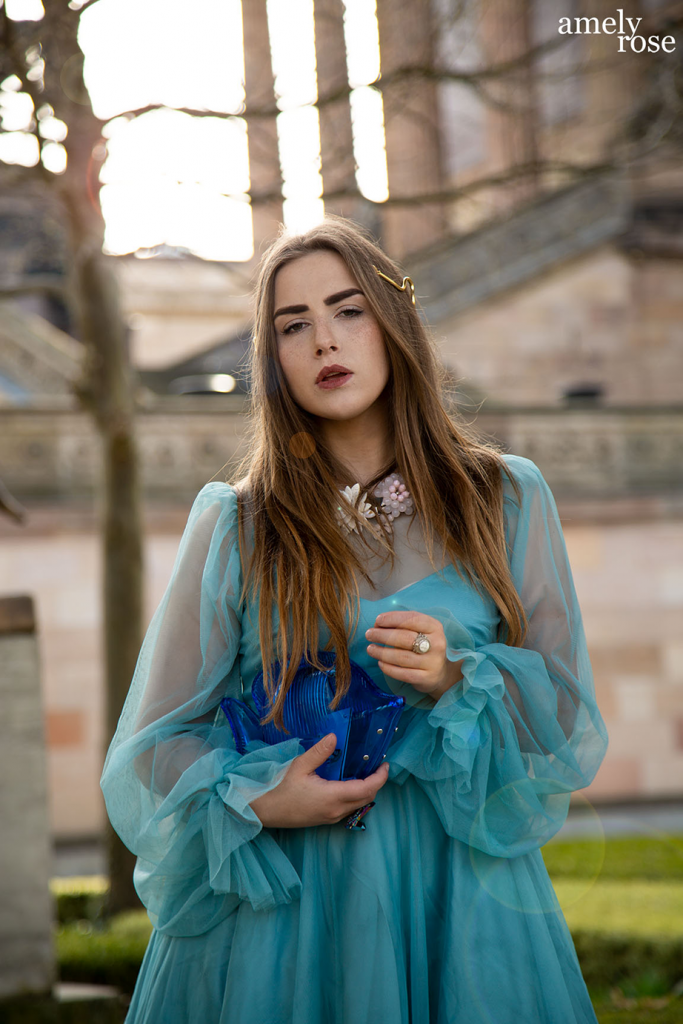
[337,307,363,319]
[282,320,307,335]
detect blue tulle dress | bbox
[101,454,609,1024]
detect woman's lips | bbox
[316,372,353,390]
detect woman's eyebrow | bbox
[273,287,364,319]
[324,287,364,306]
[273,303,306,319]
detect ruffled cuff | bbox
[427,650,505,785]
[211,739,304,911]
[388,645,505,789]
[385,637,578,858]
[133,737,304,936]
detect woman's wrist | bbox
[426,656,464,702]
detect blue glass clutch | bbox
[220,652,405,782]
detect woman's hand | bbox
[365,611,464,702]
[249,734,390,829]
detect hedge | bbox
[51,876,109,926]
[56,912,151,996]
[54,905,683,999]
[51,836,683,1000]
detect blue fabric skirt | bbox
[125,775,596,1024]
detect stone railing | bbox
[475,404,683,499]
[1,398,682,506]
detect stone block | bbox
[563,527,603,570]
[0,595,35,634]
[48,750,106,838]
[587,755,641,798]
[659,568,683,607]
[589,644,661,678]
[675,719,683,752]
[662,642,683,684]
[643,756,683,795]
[0,615,55,997]
[655,685,683,717]
[46,710,85,748]
[613,678,657,722]
[604,719,673,758]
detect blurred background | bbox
[1,0,682,1016]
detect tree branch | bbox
[113,36,571,125]
[241,158,616,208]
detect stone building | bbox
[1,0,682,840]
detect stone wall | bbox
[434,246,683,407]
[565,520,683,798]
[1,506,682,838]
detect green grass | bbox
[51,875,109,896]
[542,835,683,882]
[555,880,683,938]
[548,835,683,1017]
[55,880,683,941]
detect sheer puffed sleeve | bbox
[388,455,609,857]
[100,484,303,937]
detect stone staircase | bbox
[407,174,632,321]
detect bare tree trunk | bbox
[31,4,144,914]
[65,213,143,916]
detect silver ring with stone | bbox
[412,632,431,655]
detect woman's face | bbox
[273,250,390,425]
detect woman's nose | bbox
[314,320,339,355]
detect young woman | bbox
[102,217,609,1023]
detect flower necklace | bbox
[336,472,414,534]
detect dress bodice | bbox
[236,475,503,710]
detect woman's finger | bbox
[367,643,434,669]
[322,763,390,807]
[295,733,339,774]
[365,626,442,651]
[376,660,437,689]
[372,611,442,635]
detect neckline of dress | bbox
[357,564,454,604]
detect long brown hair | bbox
[232,216,526,727]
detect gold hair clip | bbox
[373,265,416,307]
